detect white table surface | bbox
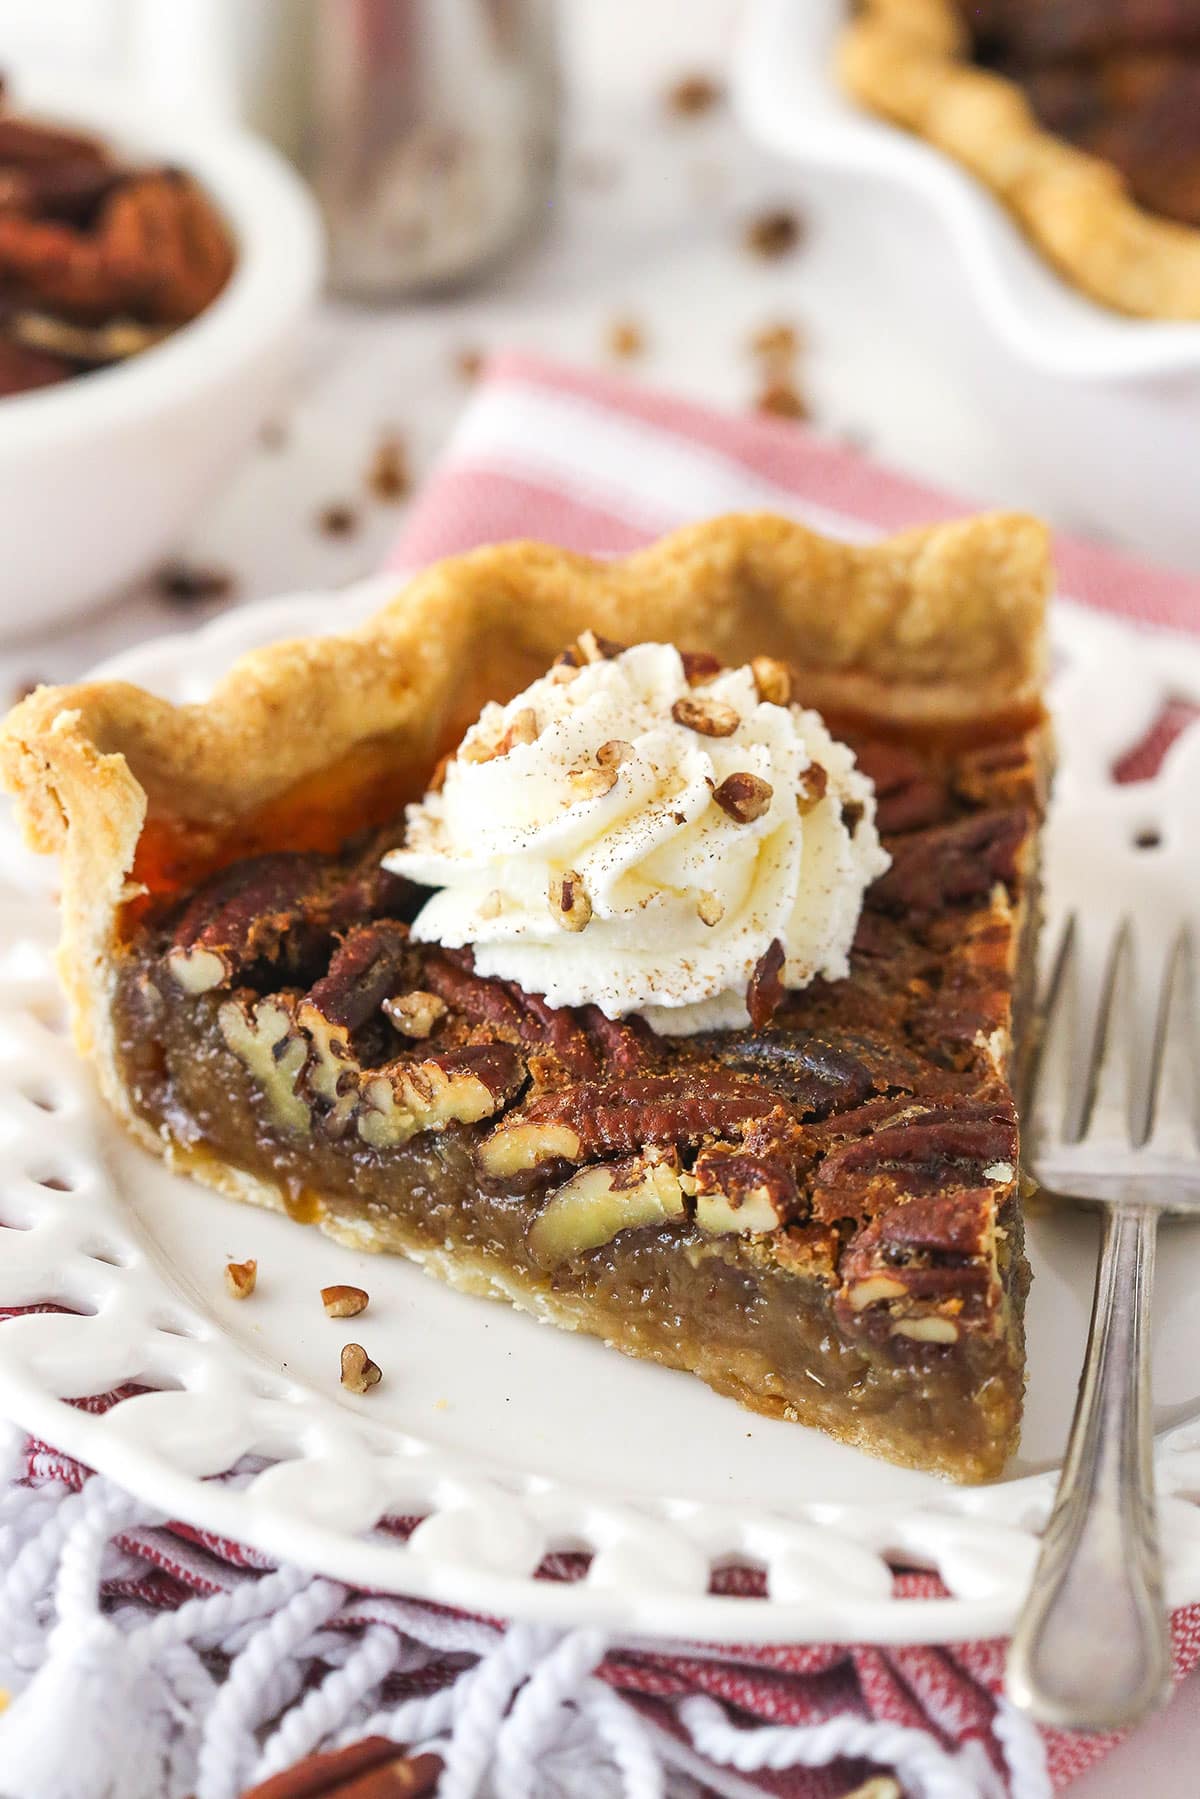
[2,2,1198,1790]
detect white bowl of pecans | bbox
[0,68,323,636]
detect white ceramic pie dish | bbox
[0,578,1198,1644]
[0,68,323,639]
[735,0,1200,572]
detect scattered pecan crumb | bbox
[664,73,724,117]
[225,1259,257,1300]
[454,345,484,381]
[597,739,632,768]
[322,1284,369,1319]
[317,502,359,538]
[549,870,592,932]
[755,375,809,421]
[671,694,740,737]
[747,938,786,1029]
[340,1342,382,1393]
[713,772,774,823]
[743,207,804,260]
[155,560,235,607]
[366,433,410,502]
[385,990,447,1039]
[749,320,802,364]
[605,315,646,359]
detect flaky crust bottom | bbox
[838,0,1200,320]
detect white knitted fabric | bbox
[0,1423,1051,1799]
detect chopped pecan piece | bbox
[712,771,773,823]
[697,890,725,926]
[340,1343,382,1394]
[680,649,723,685]
[556,630,624,669]
[356,1043,524,1150]
[224,1259,257,1300]
[322,1284,368,1318]
[746,939,786,1030]
[385,990,448,1039]
[529,1150,688,1266]
[568,763,618,801]
[671,694,739,737]
[750,655,793,706]
[796,762,828,815]
[549,870,592,931]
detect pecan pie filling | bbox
[111,712,1044,1483]
[964,0,1200,226]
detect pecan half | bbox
[421,951,602,1080]
[478,1070,782,1175]
[854,740,948,835]
[746,939,786,1030]
[165,848,412,994]
[870,811,1027,917]
[692,1140,797,1236]
[817,1104,1017,1190]
[529,1150,688,1266]
[701,1025,881,1118]
[712,771,773,823]
[218,994,311,1135]
[356,1043,524,1150]
[671,694,740,737]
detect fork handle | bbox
[1007,1201,1172,1732]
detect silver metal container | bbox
[305,0,559,298]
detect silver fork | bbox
[1006,919,1200,1732]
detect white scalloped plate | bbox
[1,579,1199,1645]
[735,0,1200,383]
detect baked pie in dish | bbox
[1,513,1051,1483]
[839,0,1200,318]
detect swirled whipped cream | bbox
[384,637,889,1034]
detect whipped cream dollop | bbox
[384,639,889,1034]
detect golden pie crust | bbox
[839,0,1200,319]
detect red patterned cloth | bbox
[9,354,1200,1798]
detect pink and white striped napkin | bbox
[4,353,1200,1799]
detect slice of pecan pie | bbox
[1,513,1051,1482]
[840,0,1200,317]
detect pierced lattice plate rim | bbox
[0,581,1198,1645]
